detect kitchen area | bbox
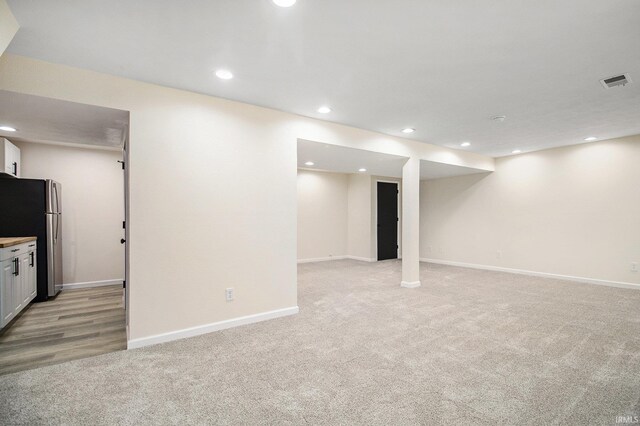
[0,90,129,374]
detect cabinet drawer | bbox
[0,243,30,261]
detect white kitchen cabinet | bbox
[18,251,34,309]
[0,137,21,177]
[0,240,37,329]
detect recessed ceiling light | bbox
[273,0,296,7]
[461,142,471,147]
[402,128,415,134]
[215,69,233,80]
[305,161,314,166]
[317,106,331,114]
[584,136,597,142]
[0,126,16,132]
[512,149,522,154]
[358,168,367,172]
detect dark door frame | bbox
[122,129,130,343]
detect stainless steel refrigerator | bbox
[0,178,63,300]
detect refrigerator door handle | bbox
[53,183,59,213]
[46,180,62,214]
[55,213,59,242]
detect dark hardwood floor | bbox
[0,285,126,375]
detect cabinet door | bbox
[1,259,15,326]
[1,140,20,177]
[2,141,11,175]
[27,250,37,300]
[11,143,20,177]
[20,253,32,305]
[13,254,27,314]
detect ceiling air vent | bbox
[600,73,632,89]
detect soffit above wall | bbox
[420,160,490,181]
[298,139,491,180]
[0,90,129,148]
[298,139,407,178]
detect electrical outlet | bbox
[497,250,502,259]
[632,262,638,273]
[225,287,234,301]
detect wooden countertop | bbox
[0,237,37,248]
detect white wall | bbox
[421,135,640,285]
[0,0,18,57]
[297,170,348,261]
[347,173,373,261]
[0,54,493,344]
[14,141,125,285]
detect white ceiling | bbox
[298,139,488,180]
[0,90,129,148]
[6,1,640,157]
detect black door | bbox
[377,182,398,260]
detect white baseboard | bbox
[401,280,421,288]
[297,256,347,264]
[127,306,299,350]
[62,279,123,290]
[297,255,376,264]
[420,258,640,290]
[345,255,376,262]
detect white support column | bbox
[401,157,421,288]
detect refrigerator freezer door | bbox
[46,180,62,214]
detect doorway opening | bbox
[296,139,407,266]
[0,90,130,375]
[376,182,399,260]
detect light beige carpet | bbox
[1,260,639,425]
